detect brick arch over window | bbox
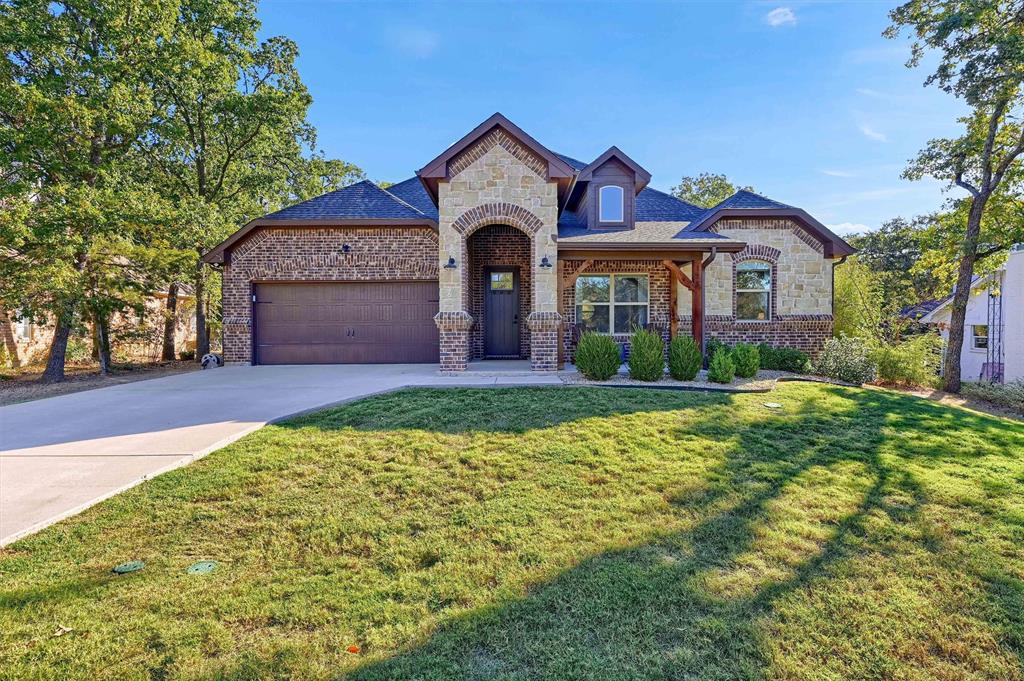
[730,245,780,321]
[452,203,545,237]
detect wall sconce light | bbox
[341,243,352,254]
[540,255,553,269]
[443,256,457,269]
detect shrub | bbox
[574,332,620,380]
[705,337,728,363]
[732,342,760,378]
[757,343,810,373]
[961,380,1024,414]
[668,336,702,381]
[628,327,665,382]
[179,349,196,361]
[813,336,875,384]
[872,333,942,388]
[707,347,736,383]
[65,336,92,364]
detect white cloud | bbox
[859,124,887,142]
[821,169,856,178]
[855,88,885,98]
[765,7,796,27]
[387,27,439,58]
[827,222,872,236]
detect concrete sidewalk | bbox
[0,364,561,546]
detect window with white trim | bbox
[736,261,771,321]
[14,318,32,341]
[598,185,624,223]
[972,324,989,349]
[575,274,649,334]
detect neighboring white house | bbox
[920,244,1024,383]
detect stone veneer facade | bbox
[220,226,438,364]
[436,130,561,371]
[675,218,834,356]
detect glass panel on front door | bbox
[490,272,514,290]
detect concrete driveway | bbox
[0,364,560,546]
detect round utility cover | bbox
[763,402,783,409]
[112,560,144,574]
[187,560,218,575]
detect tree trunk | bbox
[195,261,209,359]
[942,195,988,393]
[161,283,179,361]
[95,312,111,374]
[41,314,72,383]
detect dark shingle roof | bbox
[554,153,588,171]
[385,177,438,219]
[264,180,428,221]
[712,189,793,210]
[636,187,706,222]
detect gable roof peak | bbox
[416,112,575,205]
[577,146,652,192]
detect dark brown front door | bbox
[254,281,439,364]
[484,268,519,357]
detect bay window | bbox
[736,261,771,321]
[575,274,649,333]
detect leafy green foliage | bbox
[757,344,810,373]
[872,333,943,388]
[813,336,876,385]
[670,172,755,208]
[707,347,736,383]
[627,328,664,382]
[574,332,621,381]
[886,0,1024,392]
[962,379,1024,413]
[705,337,728,362]
[668,336,702,381]
[731,343,760,378]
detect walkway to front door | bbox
[484,267,520,357]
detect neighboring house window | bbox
[598,185,624,223]
[14,318,32,341]
[972,324,989,349]
[575,274,649,333]
[736,261,771,320]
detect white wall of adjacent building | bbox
[925,245,1023,383]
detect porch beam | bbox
[662,259,695,292]
[691,256,704,353]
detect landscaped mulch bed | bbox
[561,368,788,392]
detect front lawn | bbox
[2,384,1023,679]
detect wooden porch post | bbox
[691,256,703,353]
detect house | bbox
[919,244,1024,383]
[202,113,855,372]
[1,291,197,368]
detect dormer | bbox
[565,147,652,230]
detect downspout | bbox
[700,247,717,356]
[831,255,848,316]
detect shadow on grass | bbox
[266,386,1024,678]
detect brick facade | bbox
[221,226,438,364]
[560,259,673,361]
[468,224,532,359]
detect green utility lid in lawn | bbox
[763,402,783,409]
[187,560,218,575]
[112,560,144,574]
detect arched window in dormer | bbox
[598,185,624,223]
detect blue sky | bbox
[258,0,970,235]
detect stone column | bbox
[434,311,473,372]
[527,311,562,372]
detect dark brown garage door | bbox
[254,282,439,364]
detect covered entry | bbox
[253,281,439,364]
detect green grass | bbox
[2,384,1023,680]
